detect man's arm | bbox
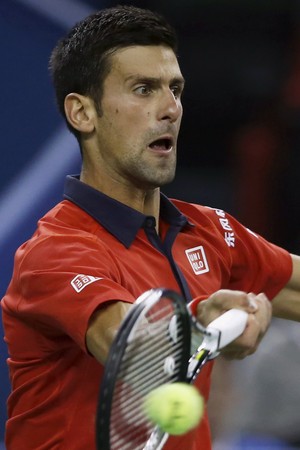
[86,288,275,364]
[86,301,132,364]
[272,254,300,321]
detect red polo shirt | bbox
[1,175,292,449]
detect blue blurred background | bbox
[2,0,300,448]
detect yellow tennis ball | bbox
[143,382,204,435]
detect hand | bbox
[196,290,272,359]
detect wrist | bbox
[189,295,207,317]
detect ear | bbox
[64,93,96,133]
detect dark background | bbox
[2,0,300,444]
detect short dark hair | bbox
[49,5,178,141]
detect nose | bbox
[158,89,182,123]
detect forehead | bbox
[109,45,183,80]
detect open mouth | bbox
[149,138,173,152]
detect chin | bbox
[135,167,176,190]
[148,175,176,190]
[159,171,176,186]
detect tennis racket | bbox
[96,288,248,450]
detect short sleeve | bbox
[9,235,135,353]
[223,212,292,299]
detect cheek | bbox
[102,101,147,138]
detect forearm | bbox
[272,287,300,321]
[86,301,132,364]
[272,254,300,321]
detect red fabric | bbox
[2,199,292,449]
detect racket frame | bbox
[96,288,191,450]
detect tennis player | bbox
[2,5,300,450]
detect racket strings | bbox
[110,340,185,424]
[119,321,185,381]
[118,301,184,377]
[111,364,182,425]
[109,302,186,449]
[116,345,183,401]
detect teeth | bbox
[150,139,171,150]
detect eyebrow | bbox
[125,75,186,87]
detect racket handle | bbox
[205,308,248,352]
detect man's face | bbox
[93,45,184,190]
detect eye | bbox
[170,85,182,99]
[134,85,152,96]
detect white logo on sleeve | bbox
[185,246,209,275]
[71,274,103,293]
[212,208,236,247]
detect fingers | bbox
[248,292,272,335]
[210,290,258,312]
[196,289,258,327]
[221,314,260,360]
[221,292,272,360]
[196,289,272,360]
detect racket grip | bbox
[207,308,248,350]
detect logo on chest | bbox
[185,245,209,275]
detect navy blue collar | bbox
[63,175,190,248]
